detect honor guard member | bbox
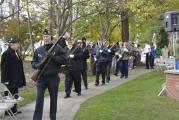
[94,40,108,86]
[1,39,26,114]
[64,40,83,98]
[114,44,122,76]
[32,29,66,120]
[106,43,115,83]
[120,42,130,79]
[81,37,90,89]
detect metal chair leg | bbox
[7,110,17,120]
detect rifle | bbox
[31,36,66,82]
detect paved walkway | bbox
[6,68,152,120]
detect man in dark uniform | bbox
[31,29,66,120]
[1,39,26,114]
[94,40,108,86]
[106,43,115,83]
[114,42,121,76]
[81,37,90,89]
[64,40,83,98]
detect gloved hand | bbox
[34,63,43,69]
[94,57,97,61]
[69,54,74,58]
[115,52,119,55]
[99,50,103,53]
[46,53,53,58]
[124,48,128,52]
[108,49,111,53]
[4,82,9,85]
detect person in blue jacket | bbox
[150,44,156,69]
[94,40,108,86]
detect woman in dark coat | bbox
[1,39,26,114]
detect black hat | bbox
[82,37,86,41]
[8,39,18,44]
[43,29,49,35]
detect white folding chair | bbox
[0,83,24,120]
[0,103,17,120]
[0,83,24,103]
[0,109,5,120]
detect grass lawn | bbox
[75,72,179,120]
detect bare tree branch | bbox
[64,11,99,34]
[0,7,23,22]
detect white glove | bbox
[99,50,103,53]
[4,82,9,85]
[115,52,119,55]
[124,48,128,52]
[69,54,74,58]
[108,49,111,53]
[94,57,97,61]
[119,54,122,58]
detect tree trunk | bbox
[17,0,22,56]
[9,0,15,19]
[98,0,105,40]
[27,1,34,54]
[49,0,54,35]
[121,10,129,42]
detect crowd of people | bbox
[1,29,143,120]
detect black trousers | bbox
[150,57,154,69]
[146,53,150,69]
[106,62,112,82]
[65,70,81,96]
[121,60,129,77]
[146,53,154,69]
[7,87,18,113]
[95,62,107,84]
[92,62,96,75]
[115,60,122,75]
[81,69,88,88]
[33,75,60,120]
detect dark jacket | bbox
[82,46,90,70]
[31,44,66,76]
[94,45,108,63]
[65,46,83,71]
[1,48,26,88]
[107,46,115,62]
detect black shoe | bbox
[64,95,70,99]
[77,93,82,96]
[5,111,9,116]
[125,76,128,79]
[95,83,99,86]
[14,110,22,115]
[73,89,77,93]
[120,75,124,78]
[114,73,118,76]
[85,86,88,90]
[106,81,109,83]
[101,83,105,86]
